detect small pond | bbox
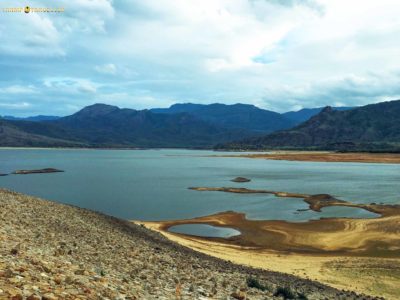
[168,224,240,238]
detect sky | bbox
[1,0,400,116]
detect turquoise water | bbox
[0,149,396,224]
[169,224,240,238]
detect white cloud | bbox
[0,0,115,57]
[108,0,317,68]
[95,63,117,75]
[0,13,63,56]
[62,0,115,33]
[78,82,97,93]
[0,102,31,109]
[259,70,400,112]
[58,0,115,33]
[0,85,37,94]
[2,0,400,115]
[43,77,97,94]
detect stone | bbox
[74,269,85,275]
[231,177,251,183]
[42,293,58,300]
[54,276,62,284]
[231,291,246,300]
[65,276,74,284]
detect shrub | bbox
[246,277,267,291]
[274,286,296,299]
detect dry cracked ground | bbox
[0,189,378,300]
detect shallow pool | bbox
[168,224,240,238]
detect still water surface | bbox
[169,224,240,238]
[1,149,397,225]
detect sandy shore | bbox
[141,187,400,299]
[219,151,400,164]
[141,221,399,299]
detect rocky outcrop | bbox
[231,177,251,183]
[12,168,64,175]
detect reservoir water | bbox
[0,149,397,225]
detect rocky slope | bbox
[0,189,373,299]
[217,99,400,151]
[0,120,85,148]
[282,107,353,124]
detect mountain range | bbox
[3,100,397,151]
[2,103,290,148]
[0,105,232,148]
[217,100,400,152]
[0,115,60,122]
[0,102,313,148]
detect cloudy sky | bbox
[1,0,400,116]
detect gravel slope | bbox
[0,189,376,300]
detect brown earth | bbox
[219,151,400,164]
[143,186,400,299]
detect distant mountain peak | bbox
[82,103,119,110]
[320,106,334,113]
[283,106,354,124]
[167,103,204,112]
[75,103,120,116]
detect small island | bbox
[12,168,64,175]
[0,173,8,176]
[231,177,251,183]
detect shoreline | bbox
[138,187,400,299]
[138,220,400,299]
[2,146,400,164]
[216,151,400,164]
[0,147,216,151]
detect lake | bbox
[1,149,398,225]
